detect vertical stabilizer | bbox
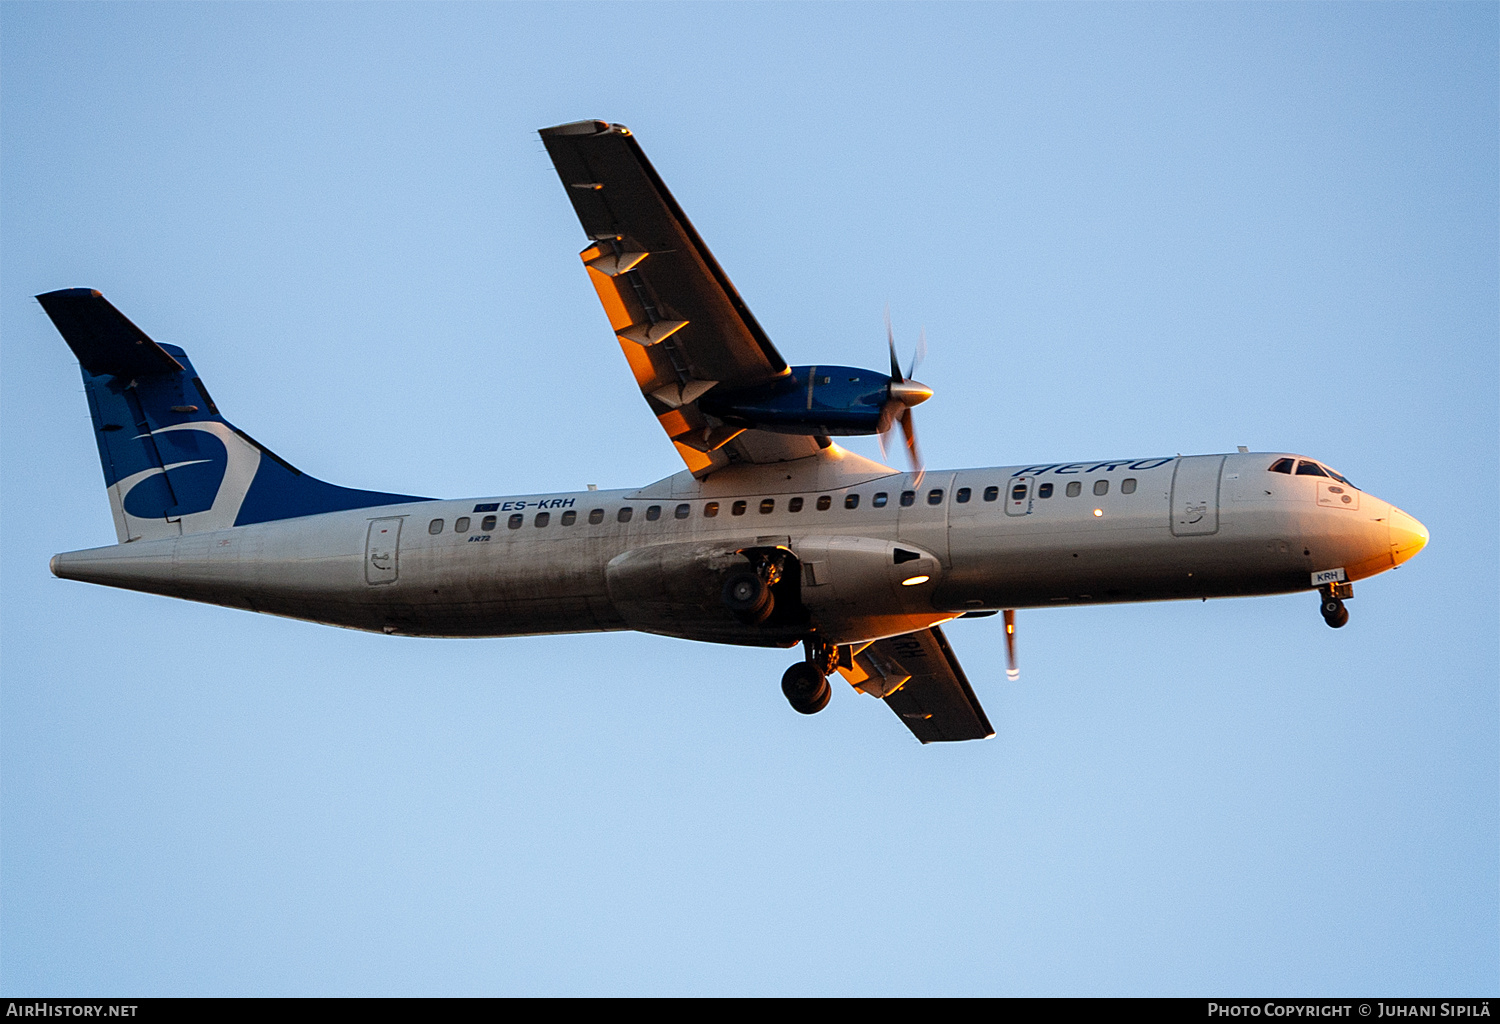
[39,289,431,542]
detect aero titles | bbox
[1008,458,1174,478]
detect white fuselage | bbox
[50,452,1427,647]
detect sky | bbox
[2,1,1495,996]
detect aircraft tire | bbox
[1321,598,1349,629]
[782,662,830,715]
[723,571,774,624]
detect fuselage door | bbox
[365,517,403,584]
[1005,476,1036,517]
[1170,456,1225,536]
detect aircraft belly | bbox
[370,531,622,637]
[941,502,1325,609]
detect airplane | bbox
[39,118,1430,744]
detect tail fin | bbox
[39,289,431,543]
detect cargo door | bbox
[1170,456,1225,537]
[365,517,402,584]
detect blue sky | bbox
[2,2,1495,995]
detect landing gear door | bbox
[366,517,402,585]
[1170,456,1224,537]
[1005,476,1036,516]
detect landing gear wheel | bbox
[781,662,831,715]
[722,570,774,624]
[1321,597,1349,629]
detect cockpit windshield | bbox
[1275,458,1356,489]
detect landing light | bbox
[901,575,931,587]
[1093,508,1103,517]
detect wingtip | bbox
[539,119,623,138]
[36,287,102,303]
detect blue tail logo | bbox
[39,288,431,543]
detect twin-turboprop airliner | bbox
[41,119,1429,743]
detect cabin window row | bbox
[425,477,1140,535]
[1007,477,1138,500]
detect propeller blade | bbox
[907,328,927,381]
[885,308,903,382]
[1003,609,1018,681]
[899,406,924,485]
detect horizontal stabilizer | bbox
[37,289,183,378]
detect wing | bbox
[837,626,995,743]
[539,120,824,478]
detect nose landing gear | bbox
[781,637,838,715]
[1319,581,1353,628]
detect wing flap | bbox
[839,626,995,744]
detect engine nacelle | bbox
[696,365,891,436]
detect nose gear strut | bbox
[1319,581,1352,629]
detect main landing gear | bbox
[1319,581,1352,629]
[721,550,786,625]
[782,638,837,715]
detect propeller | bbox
[878,310,933,483]
[1003,609,1019,681]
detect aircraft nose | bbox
[1389,507,1429,566]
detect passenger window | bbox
[1011,483,1028,501]
[788,497,804,513]
[1038,483,1054,498]
[845,494,860,509]
[816,495,831,511]
[1295,461,1328,477]
[617,507,633,523]
[732,500,747,516]
[873,492,889,508]
[704,502,720,518]
[428,519,444,535]
[588,508,604,525]
[675,503,691,520]
[1093,480,1109,496]
[508,514,523,529]
[759,498,775,514]
[900,490,916,507]
[1268,458,1294,474]
[1121,478,1137,494]
[645,505,662,521]
[956,487,971,503]
[535,512,550,527]
[481,515,497,531]
[1066,481,1082,497]
[927,489,944,505]
[983,486,999,502]
[454,516,471,533]
[561,510,577,526]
